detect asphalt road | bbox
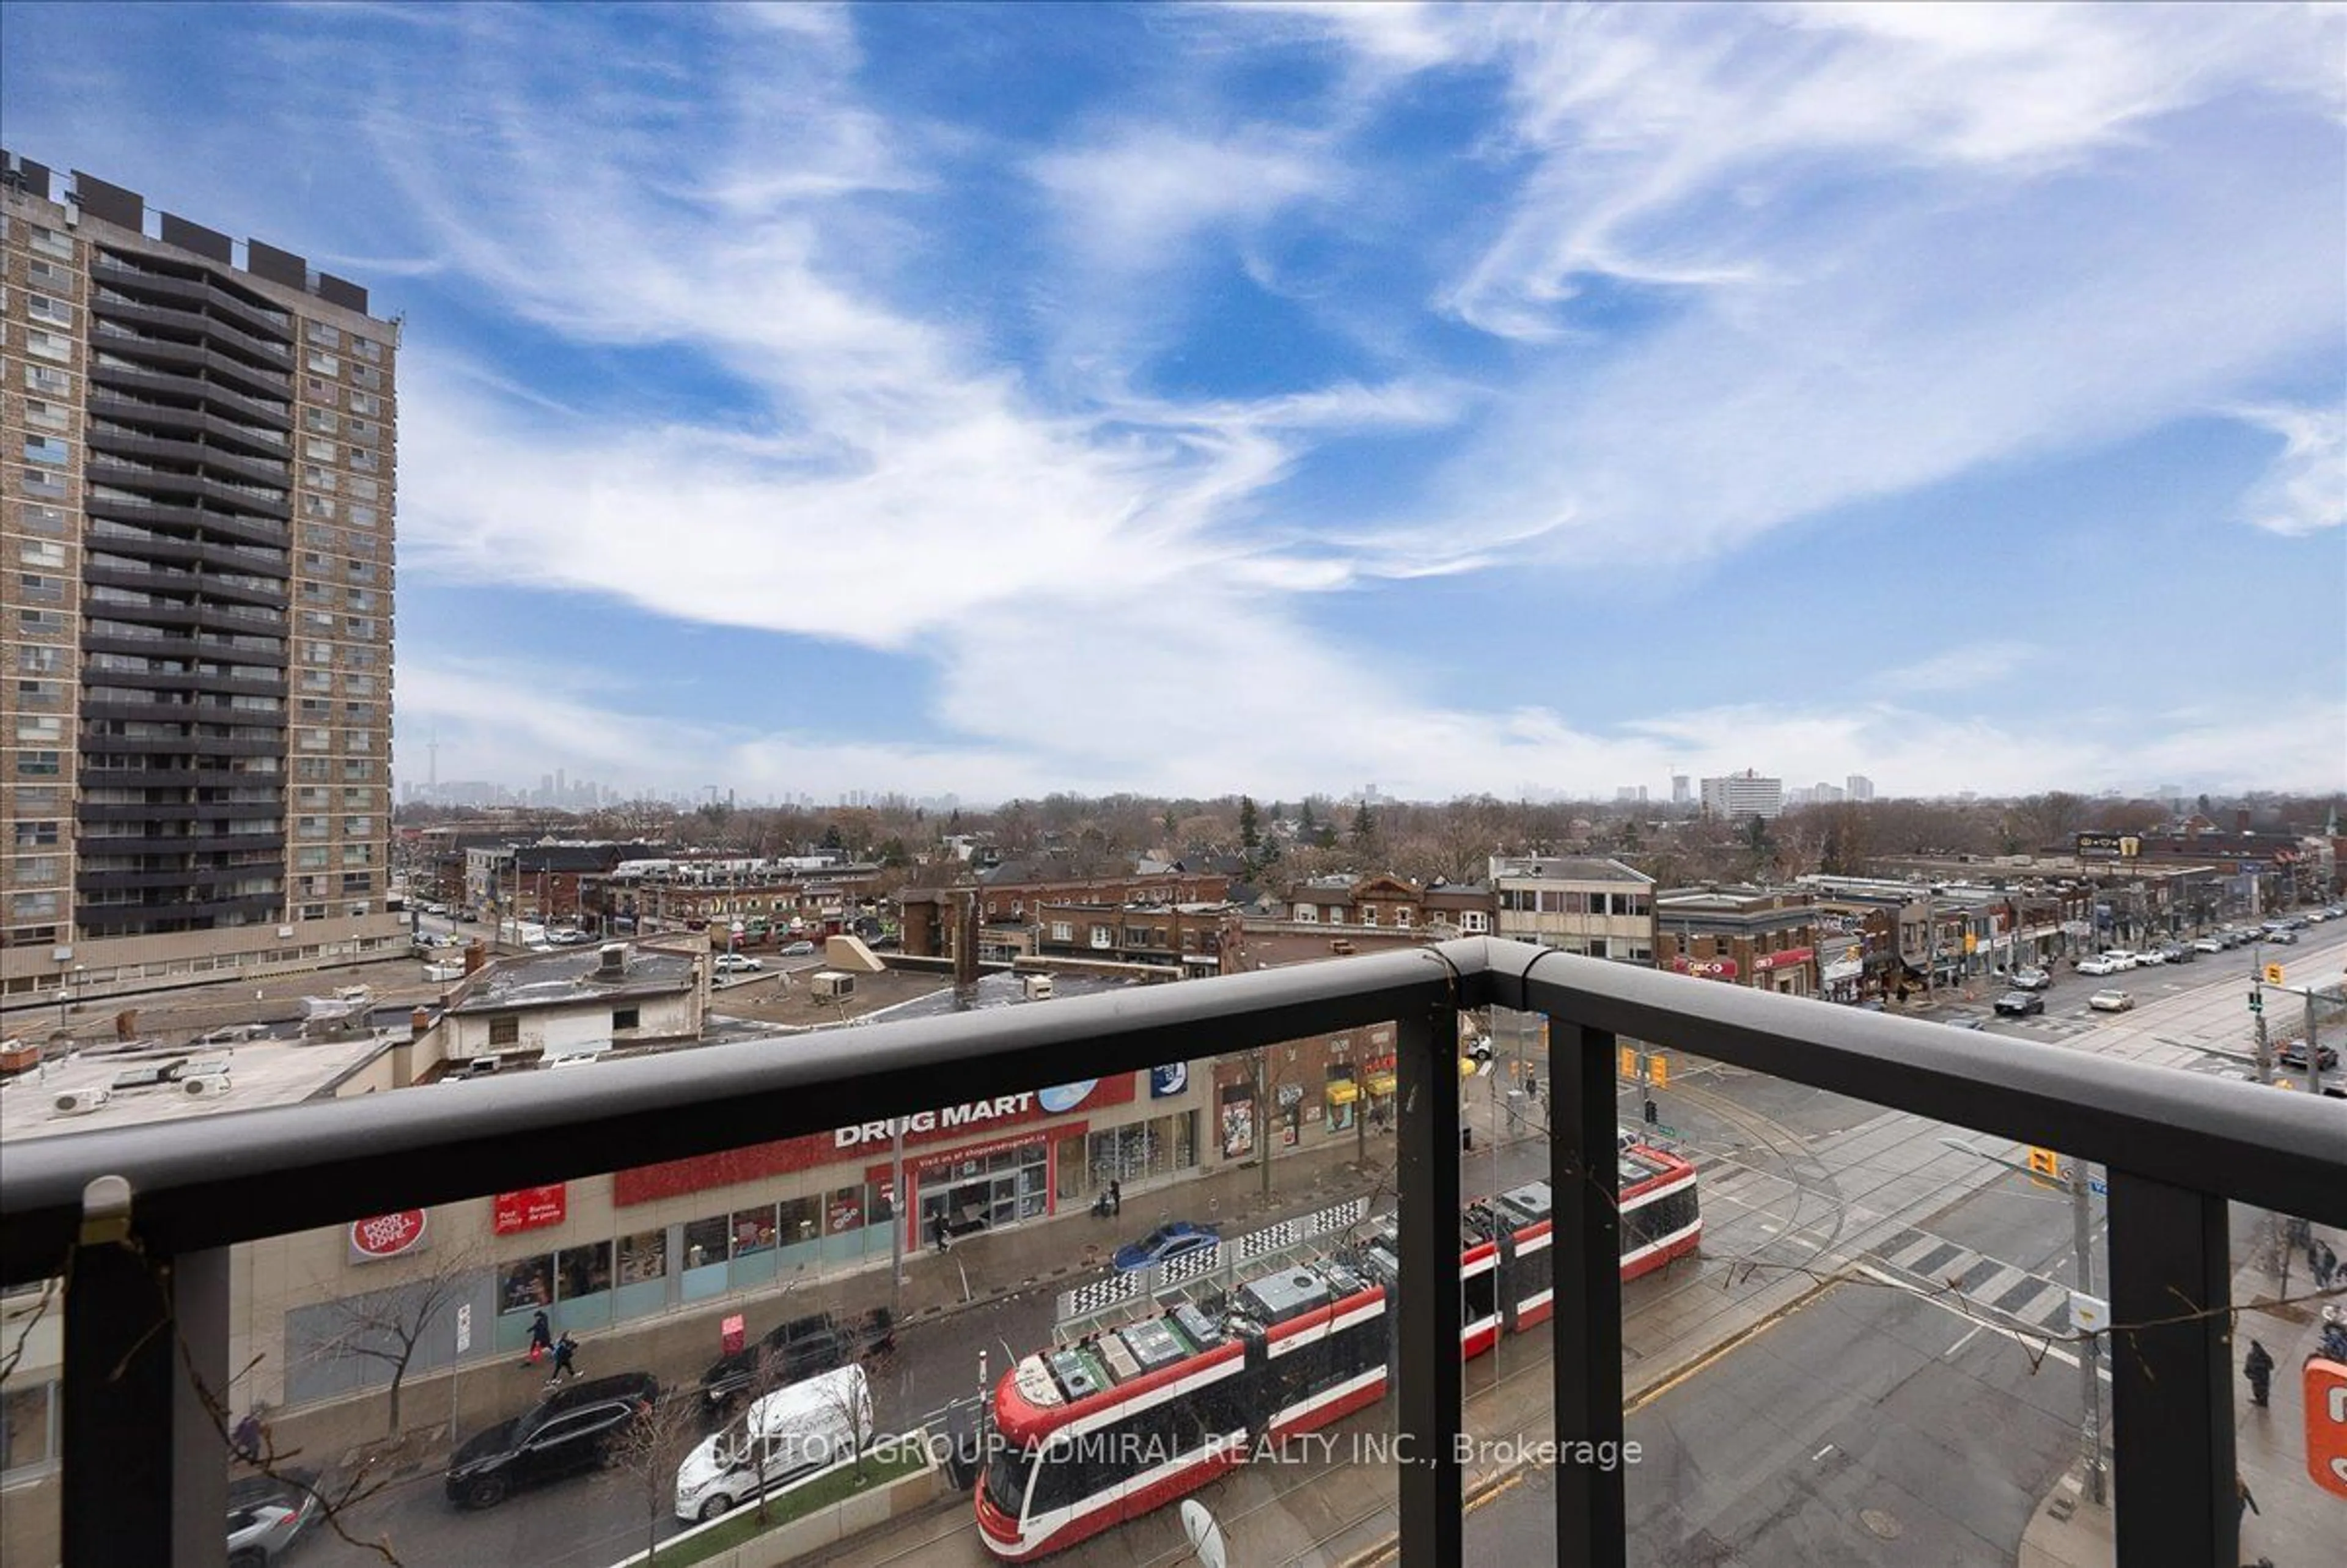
[287,918,2347,1567]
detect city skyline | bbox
[6,4,2342,803]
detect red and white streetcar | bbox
[975,1143,1700,1558]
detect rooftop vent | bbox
[598,943,626,976]
[53,1087,112,1117]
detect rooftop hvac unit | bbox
[53,1087,112,1116]
[183,1072,232,1098]
[811,972,856,1001]
[1024,974,1054,1000]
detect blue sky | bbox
[7,1,2342,803]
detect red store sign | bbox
[493,1184,568,1235]
[348,1209,428,1263]
[1754,947,1815,972]
[615,1075,1136,1206]
[1672,956,1739,980]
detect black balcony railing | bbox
[1,937,2340,1567]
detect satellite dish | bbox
[1180,1500,1229,1568]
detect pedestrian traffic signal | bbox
[2264,963,2285,986]
[2027,1146,2061,1181]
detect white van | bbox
[673,1364,872,1523]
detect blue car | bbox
[1112,1222,1219,1273]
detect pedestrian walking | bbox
[232,1408,266,1464]
[2244,1339,2274,1408]
[523,1308,553,1366]
[1108,1180,1122,1217]
[931,1213,950,1254]
[545,1331,579,1387]
[2315,1238,2338,1292]
[2235,1473,2259,1521]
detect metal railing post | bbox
[2105,1170,2234,1566]
[62,1176,226,1567]
[1549,1014,1626,1568]
[1394,998,1461,1566]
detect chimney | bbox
[463,941,487,976]
[2236,809,2252,835]
[410,1006,432,1035]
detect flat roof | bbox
[0,1033,391,1142]
[449,945,697,1014]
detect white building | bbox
[1847,775,1876,802]
[1486,856,1656,963]
[1700,772,1785,821]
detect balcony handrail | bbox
[5,936,2339,1284]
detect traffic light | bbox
[1642,1097,1659,1125]
[2027,1146,2061,1182]
[2264,963,2286,986]
[1647,1052,1670,1090]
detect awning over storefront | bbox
[1365,1071,1397,1098]
[1325,1081,1361,1105]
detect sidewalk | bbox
[2018,1230,2346,1567]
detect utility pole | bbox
[2071,1157,2106,1505]
[889,1117,905,1326]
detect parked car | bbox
[713,953,764,973]
[2269,929,2299,945]
[445,1373,661,1508]
[2192,937,2225,954]
[2099,950,2139,971]
[2087,990,2135,1013]
[2279,1041,2340,1072]
[547,928,593,946]
[2159,944,2193,964]
[675,1365,872,1522]
[699,1309,895,1409]
[2008,968,2052,991]
[780,940,817,956]
[1994,992,2046,1018]
[2136,948,2166,966]
[2076,956,2119,977]
[1112,1221,1221,1273]
[227,1468,320,1566]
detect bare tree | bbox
[808,1364,880,1486]
[606,1387,703,1564]
[307,1242,481,1437]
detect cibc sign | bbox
[348,1209,429,1264]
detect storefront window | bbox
[776,1195,822,1250]
[617,1230,666,1286]
[557,1241,611,1300]
[682,1215,730,1271]
[826,1185,866,1235]
[1326,1066,1359,1132]
[499,1256,553,1314]
[730,1205,777,1256]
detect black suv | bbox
[699,1311,867,1408]
[1993,991,2046,1018]
[445,1372,659,1508]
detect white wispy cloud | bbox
[2230,403,2346,536]
[1874,642,2041,694]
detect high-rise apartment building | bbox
[2,156,402,1009]
[1846,774,1875,802]
[1699,770,1784,820]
